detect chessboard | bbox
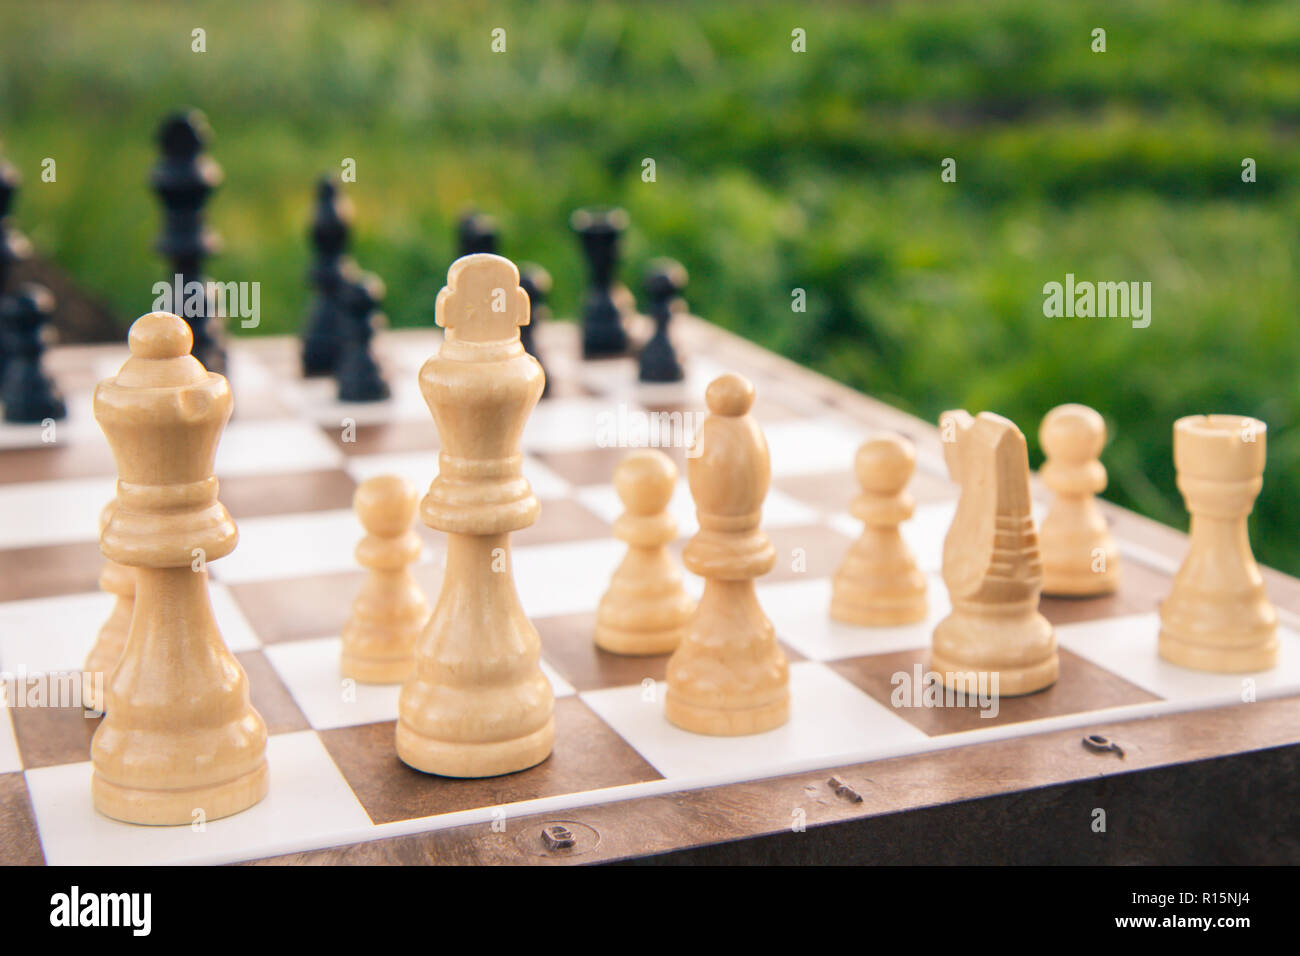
[1,317,1298,866]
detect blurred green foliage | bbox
[1,0,1298,573]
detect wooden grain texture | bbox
[0,773,45,865]
[250,696,1300,865]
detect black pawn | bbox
[518,263,551,397]
[335,272,389,403]
[1,284,66,423]
[301,177,354,377]
[0,161,33,385]
[456,211,498,257]
[571,207,630,358]
[151,109,225,374]
[639,259,687,383]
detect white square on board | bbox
[24,730,373,865]
[512,538,626,620]
[522,397,636,454]
[211,509,408,584]
[215,419,343,478]
[1057,613,1300,704]
[763,418,864,478]
[761,574,950,661]
[580,661,928,780]
[0,584,259,676]
[0,476,116,549]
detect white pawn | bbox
[595,450,695,655]
[831,434,927,626]
[341,475,430,683]
[1039,404,1119,596]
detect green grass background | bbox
[2,0,1299,573]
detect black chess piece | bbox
[0,160,33,386]
[518,263,551,398]
[571,207,631,358]
[151,109,226,374]
[0,283,66,423]
[456,211,498,258]
[639,259,687,383]
[335,271,390,403]
[301,177,355,377]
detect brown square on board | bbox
[514,497,610,548]
[329,421,437,456]
[1039,557,1171,627]
[219,469,358,520]
[0,442,117,485]
[237,650,310,734]
[9,675,101,769]
[0,773,44,865]
[320,697,662,825]
[829,647,1160,737]
[533,446,635,487]
[0,540,103,602]
[227,564,444,645]
[536,612,671,692]
[536,611,806,693]
[773,467,957,513]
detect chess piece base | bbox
[1158,575,1278,673]
[665,579,790,736]
[831,582,927,627]
[395,718,554,778]
[931,604,1058,696]
[595,621,687,656]
[341,654,414,685]
[1157,629,1278,673]
[929,655,1059,698]
[664,689,790,736]
[92,760,268,826]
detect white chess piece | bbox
[396,254,554,777]
[91,312,267,825]
[665,373,790,735]
[594,450,695,655]
[931,410,1058,696]
[341,475,429,683]
[831,434,927,626]
[1039,403,1119,596]
[1159,414,1277,672]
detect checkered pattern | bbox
[1,323,1298,865]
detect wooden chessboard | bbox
[1,319,1298,865]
